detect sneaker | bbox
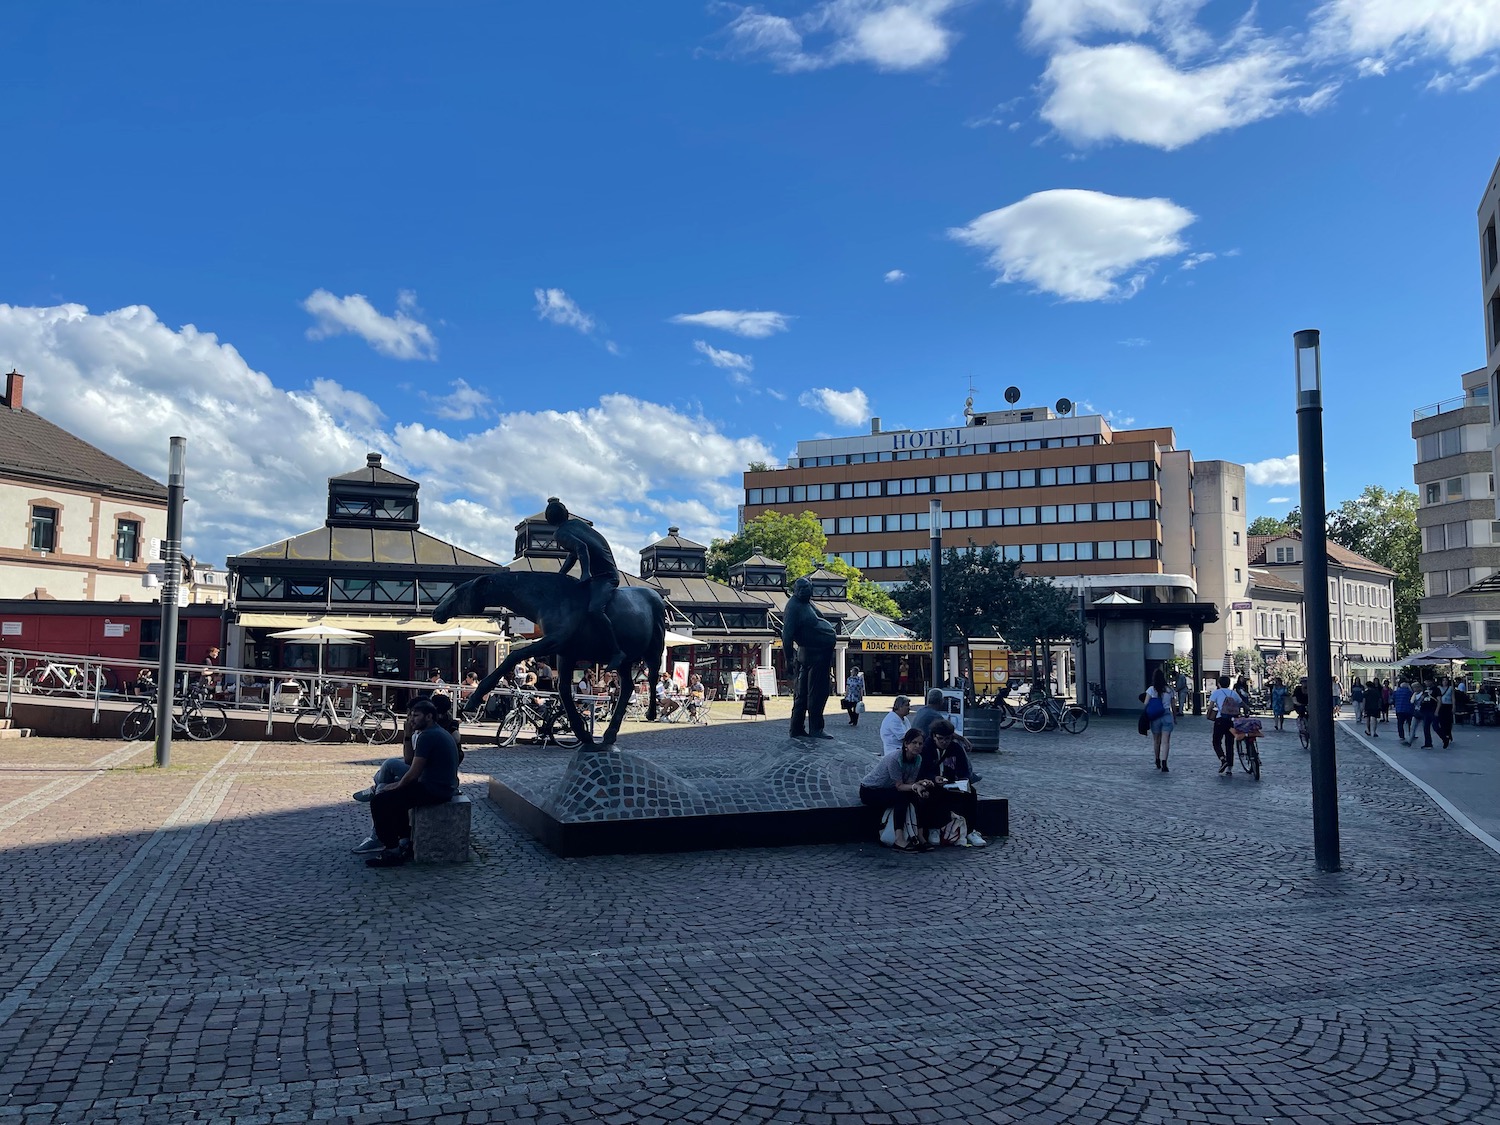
[352,835,384,854]
[927,829,941,846]
[365,847,411,868]
[352,787,376,803]
[966,830,988,848]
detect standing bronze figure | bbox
[783,577,835,739]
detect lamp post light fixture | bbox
[1294,329,1341,872]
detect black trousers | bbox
[1212,716,1235,764]
[1396,712,1411,740]
[371,786,449,848]
[1437,705,1454,742]
[790,645,833,735]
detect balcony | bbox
[1414,388,1489,421]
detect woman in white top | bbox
[1145,667,1176,772]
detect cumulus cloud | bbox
[421,378,491,422]
[1245,455,1301,486]
[1310,0,1500,71]
[533,288,597,334]
[302,289,436,360]
[948,189,1197,301]
[693,339,754,382]
[724,0,962,73]
[799,386,872,426]
[0,302,772,573]
[669,309,792,338]
[884,269,907,283]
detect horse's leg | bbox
[644,618,664,723]
[601,682,630,746]
[556,654,593,747]
[469,637,562,711]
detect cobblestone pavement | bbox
[2,710,1499,1124]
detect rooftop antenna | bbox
[963,376,977,421]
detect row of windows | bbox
[794,434,1104,467]
[1427,619,1500,646]
[1333,617,1392,644]
[238,574,456,605]
[1332,579,1391,609]
[817,499,1159,536]
[1423,474,1496,506]
[330,496,416,521]
[1417,427,1465,463]
[1424,521,1470,552]
[1426,569,1473,597]
[26,505,142,562]
[1254,612,1301,640]
[838,538,1160,570]
[747,461,1156,506]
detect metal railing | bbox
[1414,391,1489,420]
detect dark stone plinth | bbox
[485,742,1009,857]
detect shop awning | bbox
[237,612,502,633]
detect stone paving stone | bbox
[1,720,1500,1122]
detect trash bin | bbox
[965,707,1001,753]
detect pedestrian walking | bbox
[1144,668,1175,772]
[1351,678,1365,720]
[1362,676,1382,737]
[1174,669,1189,717]
[1207,675,1242,775]
[1270,677,1288,731]
[1418,684,1439,748]
[843,668,866,726]
[1393,679,1414,744]
[1332,678,1343,718]
[1437,677,1455,748]
[1381,679,1392,723]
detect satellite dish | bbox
[1055,397,1073,416]
[1004,385,1021,404]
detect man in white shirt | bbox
[1207,675,1242,775]
[880,696,912,754]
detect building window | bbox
[1485,620,1500,646]
[1417,428,1464,462]
[1233,531,1240,546]
[29,506,57,551]
[1234,568,1241,583]
[1235,611,1243,626]
[1275,546,1294,563]
[1491,294,1500,350]
[115,519,140,562]
[1232,496,1240,511]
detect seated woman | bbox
[923,720,988,848]
[859,728,942,850]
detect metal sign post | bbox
[154,437,187,769]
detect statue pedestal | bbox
[484,740,1008,857]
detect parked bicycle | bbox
[1020,694,1089,734]
[121,683,227,742]
[28,660,114,697]
[1296,712,1310,751]
[1087,682,1107,716]
[494,691,584,748]
[294,687,400,745]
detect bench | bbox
[409,794,471,863]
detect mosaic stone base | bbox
[485,738,1008,856]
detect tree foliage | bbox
[891,543,1080,649]
[705,509,898,617]
[1248,514,1299,537]
[1325,485,1419,655]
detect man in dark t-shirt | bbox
[366,700,459,867]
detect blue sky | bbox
[2,1,1498,568]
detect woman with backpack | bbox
[1143,667,1175,772]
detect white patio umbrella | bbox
[268,624,372,678]
[413,625,507,684]
[663,629,697,648]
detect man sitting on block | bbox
[364,699,460,868]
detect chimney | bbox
[4,370,23,412]
[667,526,680,536]
[870,417,881,434]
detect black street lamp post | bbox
[929,499,942,693]
[1295,329,1341,872]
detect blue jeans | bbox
[374,758,408,786]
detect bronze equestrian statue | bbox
[546,497,628,670]
[432,517,666,748]
[783,576,836,739]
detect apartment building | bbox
[0,369,171,602]
[1193,461,1250,670]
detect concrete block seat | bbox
[409,794,471,864]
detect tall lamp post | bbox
[1295,329,1341,872]
[154,436,187,770]
[929,499,942,692]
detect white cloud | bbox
[798,386,872,426]
[1118,337,1150,346]
[766,388,788,400]
[1245,455,1301,486]
[421,378,490,422]
[533,288,597,334]
[1310,0,1500,70]
[1179,251,1217,269]
[302,289,436,360]
[1267,496,1292,505]
[669,309,792,338]
[725,0,961,73]
[1023,0,1211,56]
[0,302,771,572]
[1040,41,1305,149]
[693,339,755,375]
[884,269,907,283]
[948,189,1196,302]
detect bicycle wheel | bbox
[1022,704,1048,733]
[26,669,57,697]
[497,707,527,747]
[1060,707,1089,734]
[121,704,155,741]
[91,667,118,695]
[361,709,399,745]
[182,704,215,741]
[550,721,581,749]
[996,704,1017,730]
[1298,723,1310,751]
[294,708,334,743]
[1251,746,1261,781]
[194,703,229,740]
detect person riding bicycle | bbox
[545,497,627,670]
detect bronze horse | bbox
[433,570,666,747]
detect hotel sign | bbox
[891,428,970,451]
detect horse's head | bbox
[433,576,485,624]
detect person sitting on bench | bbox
[360,699,460,868]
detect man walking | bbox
[1393,679,1414,745]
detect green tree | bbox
[1248,515,1292,537]
[1325,485,1419,655]
[704,509,897,617]
[746,460,772,473]
[891,543,1079,653]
